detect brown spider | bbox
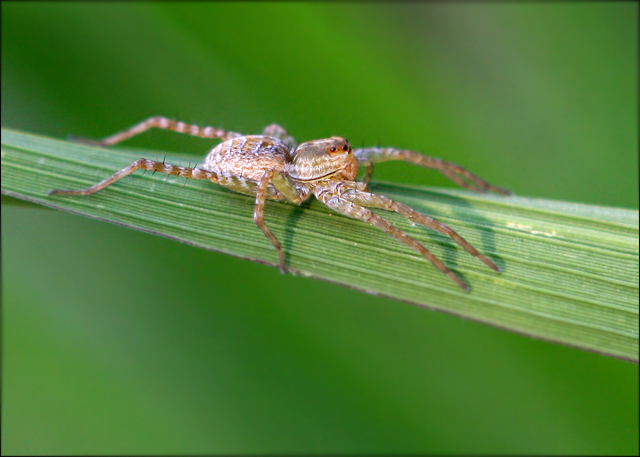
[49,116,511,291]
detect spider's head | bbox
[286,137,358,182]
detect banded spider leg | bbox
[316,182,499,291]
[354,147,511,195]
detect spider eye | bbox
[342,145,349,151]
[329,146,337,153]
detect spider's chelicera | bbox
[50,117,511,291]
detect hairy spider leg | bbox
[315,187,471,292]
[262,124,298,150]
[72,116,243,147]
[254,169,310,273]
[49,159,217,196]
[254,170,286,273]
[340,187,500,272]
[354,147,511,195]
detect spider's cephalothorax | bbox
[286,136,358,183]
[50,117,511,291]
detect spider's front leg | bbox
[73,116,243,147]
[340,187,500,272]
[354,147,511,195]
[315,185,471,291]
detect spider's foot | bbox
[479,255,502,273]
[491,185,513,196]
[67,135,104,147]
[447,271,471,292]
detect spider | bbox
[49,116,511,291]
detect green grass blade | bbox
[2,127,638,362]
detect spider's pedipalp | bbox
[354,147,511,195]
[341,188,501,272]
[316,188,470,291]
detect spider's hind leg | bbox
[49,159,217,196]
[74,116,243,147]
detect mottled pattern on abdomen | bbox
[199,135,288,199]
[200,135,288,181]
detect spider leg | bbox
[354,147,511,195]
[74,116,243,147]
[341,188,500,272]
[253,168,310,273]
[49,159,217,196]
[359,160,375,186]
[254,170,286,273]
[262,124,298,150]
[316,188,470,291]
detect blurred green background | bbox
[2,2,637,455]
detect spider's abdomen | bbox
[200,135,289,181]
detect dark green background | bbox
[2,3,637,454]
